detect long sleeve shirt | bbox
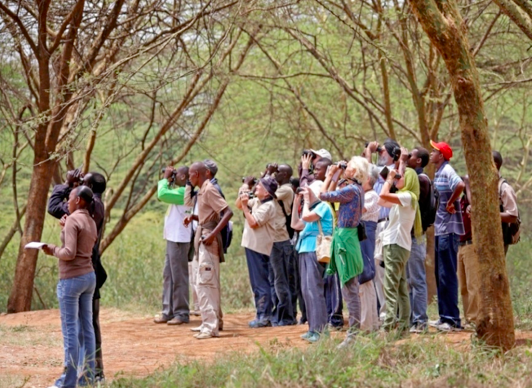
[158,179,191,243]
[48,184,71,220]
[51,209,97,280]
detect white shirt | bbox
[382,192,415,251]
[164,204,192,243]
[362,190,380,223]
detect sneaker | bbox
[195,331,215,340]
[248,319,271,328]
[337,334,356,349]
[409,323,428,334]
[191,325,203,332]
[435,322,462,332]
[303,331,321,343]
[167,317,187,325]
[428,319,442,328]
[300,331,311,340]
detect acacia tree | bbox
[0,0,256,313]
[407,0,515,349]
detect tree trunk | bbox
[7,161,54,312]
[408,0,515,350]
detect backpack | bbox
[221,221,233,253]
[278,200,295,240]
[419,173,439,231]
[499,178,521,245]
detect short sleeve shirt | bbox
[361,190,380,223]
[241,198,277,256]
[433,162,464,236]
[272,184,294,242]
[500,178,518,217]
[382,192,416,251]
[197,180,229,225]
[319,184,363,228]
[296,202,334,253]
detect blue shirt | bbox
[434,162,464,236]
[296,202,334,253]
[319,183,364,228]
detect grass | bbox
[107,334,532,388]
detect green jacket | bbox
[157,179,185,205]
[326,227,364,286]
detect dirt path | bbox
[1,308,532,388]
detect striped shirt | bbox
[434,162,464,236]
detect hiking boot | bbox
[167,317,187,325]
[153,315,170,324]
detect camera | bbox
[296,187,304,194]
[334,161,347,170]
[161,167,177,181]
[248,192,255,199]
[390,146,401,162]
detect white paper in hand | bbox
[24,242,47,249]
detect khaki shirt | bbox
[272,183,294,242]
[241,198,276,256]
[500,179,518,217]
[197,180,229,225]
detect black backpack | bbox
[419,173,439,231]
[278,200,295,240]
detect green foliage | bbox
[109,334,532,387]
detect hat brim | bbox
[430,140,440,151]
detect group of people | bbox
[41,138,519,386]
[154,139,519,349]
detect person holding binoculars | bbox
[236,176,279,328]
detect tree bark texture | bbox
[408,0,515,350]
[7,0,86,313]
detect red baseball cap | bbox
[430,140,453,160]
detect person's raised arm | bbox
[184,182,196,207]
[48,184,71,219]
[397,147,409,177]
[240,193,259,229]
[378,170,402,205]
[158,179,185,205]
[291,193,304,231]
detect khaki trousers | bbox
[359,280,379,332]
[382,244,411,332]
[196,242,222,336]
[189,261,199,311]
[457,243,480,325]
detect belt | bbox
[459,240,473,247]
[378,217,389,223]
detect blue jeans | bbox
[407,236,428,326]
[270,240,296,326]
[56,272,96,388]
[359,221,377,284]
[435,233,461,327]
[245,248,273,323]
